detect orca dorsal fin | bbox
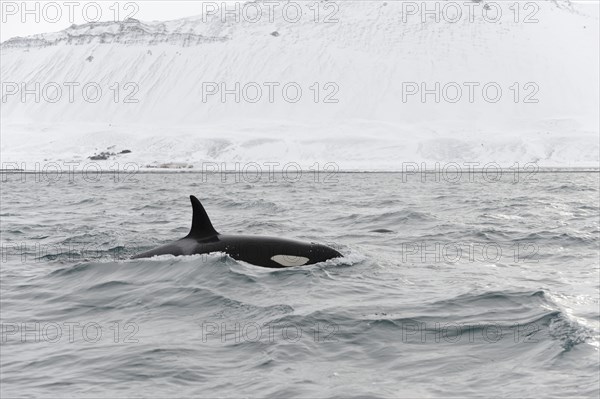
[187,195,219,238]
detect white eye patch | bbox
[271,255,310,267]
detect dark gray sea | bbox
[1,170,599,398]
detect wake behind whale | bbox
[132,196,342,268]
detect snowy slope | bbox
[1,0,598,170]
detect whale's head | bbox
[310,242,343,263]
[270,242,342,267]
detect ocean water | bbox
[1,170,599,398]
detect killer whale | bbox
[132,196,342,268]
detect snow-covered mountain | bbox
[1,0,598,170]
